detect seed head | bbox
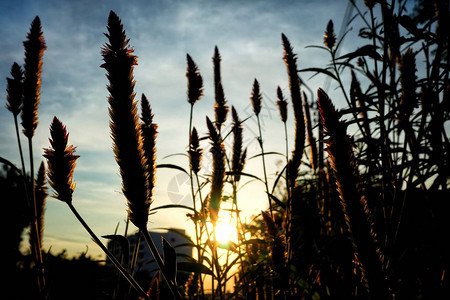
[324,20,336,50]
[188,127,202,174]
[276,86,288,123]
[43,117,79,203]
[141,94,158,207]
[102,11,150,228]
[250,79,262,116]
[6,63,24,117]
[206,117,225,224]
[186,54,204,105]
[21,16,46,138]
[231,106,246,182]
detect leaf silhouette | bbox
[336,45,382,61]
[162,237,177,285]
[102,234,130,270]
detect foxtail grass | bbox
[206,116,226,224]
[186,53,206,300]
[43,117,79,203]
[6,63,27,176]
[186,52,203,146]
[231,106,246,183]
[281,33,305,188]
[101,10,149,229]
[317,88,386,297]
[206,116,226,299]
[186,54,204,106]
[102,11,182,299]
[140,93,157,206]
[350,70,371,138]
[189,127,202,175]
[276,86,288,123]
[323,20,336,51]
[261,211,285,276]
[282,34,305,268]
[20,16,47,295]
[276,86,291,205]
[250,79,272,217]
[303,92,317,171]
[21,16,46,140]
[213,46,228,131]
[43,116,150,299]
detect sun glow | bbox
[214,220,238,245]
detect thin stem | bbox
[232,181,248,293]
[212,225,224,300]
[194,172,214,296]
[283,121,291,205]
[283,120,294,269]
[66,201,149,300]
[256,114,272,217]
[14,116,27,176]
[188,103,206,300]
[28,137,46,297]
[142,228,183,300]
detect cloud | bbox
[1,0,352,257]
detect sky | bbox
[0,0,367,259]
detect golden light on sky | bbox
[215,221,238,246]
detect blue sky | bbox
[1,0,363,258]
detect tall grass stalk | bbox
[188,127,206,300]
[318,88,386,297]
[206,116,226,299]
[6,63,27,177]
[276,86,291,204]
[43,117,149,299]
[20,16,47,296]
[250,79,272,217]
[213,47,228,133]
[102,11,181,299]
[186,53,206,299]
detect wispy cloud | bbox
[1,0,350,256]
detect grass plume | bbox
[303,92,317,171]
[323,20,336,50]
[43,117,150,299]
[213,46,228,129]
[140,93,158,207]
[43,117,79,203]
[281,33,305,187]
[250,79,262,116]
[6,63,27,176]
[250,79,272,216]
[317,88,386,296]
[186,54,204,105]
[6,63,24,117]
[206,116,226,224]
[231,106,246,182]
[276,86,288,123]
[189,127,202,175]
[21,16,46,139]
[101,10,150,229]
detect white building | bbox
[106,228,193,274]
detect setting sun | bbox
[214,221,238,246]
[3,1,447,298]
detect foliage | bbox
[2,0,449,299]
